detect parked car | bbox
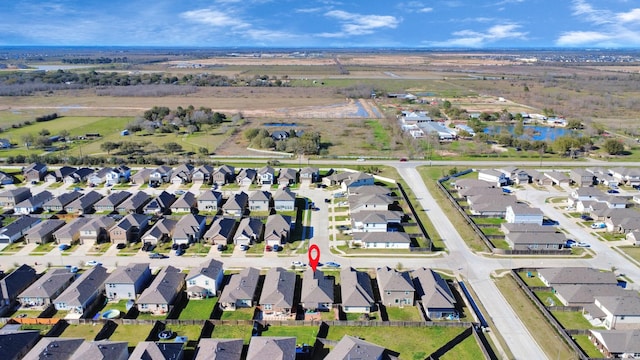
[265,245,272,252]
[591,222,606,229]
[580,215,593,221]
[217,244,227,251]
[85,260,101,267]
[175,190,185,195]
[356,157,365,162]
[607,189,619,194]
[399,157,408,162]
[240,244,250,251]
[291,261,306,267]
[565,239,576,248]
[142,242,155,252]
[324,198,331,203]
[272,244,282,252]
[149,252,168,259]
[325,261,341,268]
[175,248,185,256]
[577,242,591,248]
[116,243,126,250]
[58,244,70,251]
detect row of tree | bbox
[244,128,322,155]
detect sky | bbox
[2,0,640,48]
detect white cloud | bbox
[430,23,527,47]
[556,31,611,46]
[179,9,246,28]
[295,7,325,13]
[322,10,399,37]
[417,7,433,13]
[618,8,640,23]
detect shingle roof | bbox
[186,259,223,283]
[538,267,617,286]
[19,268,75,299]
[204,217,236,240]
[589,329,640,354]
[273,188,295,202]
[129,341,184,360]
[94,191,131,208]
[596,293,640,316]
[23,338,85,360]
[413,268,456,310]
[259,267,295,309]
[137,266,185,305]
[73,340,129,360]
[325,335,389,360]
[340,267,374,308]
[219,267,260,305]
[55,265,109,307]
[105,263,149,285]
[301,269,334,308]
[246,337,295,360]
[194,338,243,360]
[376,266,414,293]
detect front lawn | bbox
[178,297,217,320]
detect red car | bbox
[399,157,408,162]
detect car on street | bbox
[291,261,306,267]
[265,245,272,252]
[607,189,619,194]
[149,252,168,259]
[240,244,250,251]
[565,239,576,248]
[217,244,227,251]
[85,260,101,267]
[175,190,185,195]
[272,244,282,252]
[325,261,341,268]
[356,157,365,162]
[577,242,591,248]
[58,244,70,251]
[399,157,408,162]
[324,198,330,203]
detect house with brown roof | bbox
[278,168,297,186]
[203,217,236,246]
[109,213,149,244]
[54,217,93,244]
[192,164,214,184]
[219,267,260,311]
[222,192,248,217]
[194,339,243,360]
[143,191,176,215]
[94,191,131,213]
[0,187,31,208]
[130,168,153,184]
[376,266,414,307]
[79,216,116,244]
[259,267,296,317]
[24,219,66,244]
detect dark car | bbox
[580,214,593,221]
[607,189,619,194]
[217,244,227,251]
[273,244,282,252]
[324,198,330,203]
[399,157,408,162]
[149,252,167,259]
[116,243,126,250]
[142,242,155,252]
[175,248,185,256]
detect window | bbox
[188,280,196,286]
[205,280,209,286]
[263,304,272,310]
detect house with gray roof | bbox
[64,190,103,214]
[24,219,66,244]
[249,190,272,212]
[0,187,31,208]
[340,267,375,314]
[544,171,571,185]
[259,267,296,317]
[537,267,617,287]
[23,338,85,360]
[194,338,243,360]
[203,217,236,246]
[170,163,194,185]
[22,162,47,183]
[116,191,151,214]
[504,232,566,251]
[570,168,595,187]
[277,168,297,186]
[376,266,414,307]
[94,191,131,213]
[46,166,77,182]
[54,264,108,315]
[63,167,94,184]
[452,178,494,190]
[234,217,263,246]
[197,190,222,213]
[219,267,260,311]
[1,264,37,307]
[18,268,75,308]
[351,232,411,249]
[192,164,214,184]
[223,192,248,217]
[553,284,627,307]
[467,194,518,216]
[130,168,153,185]
[54,217,93,245]
[264,214,291,247]
[79,216,116,244]
[505,204,544,225]
[0,330,40,360]
[137,265,185,315]
[236,168,257,186]
[66,340,129,360]
[325,335,396,360]
[246,337,295,360]
[500,223,558,234]
[594,292,640,329]
[105,263,151,301]
[186,259,224,299]
[477,169,508,187]
[301,269,334,312]
[141,217,177,245]
[0,171,13,185]
[457,186,503,198]
[109,213,149,245]
[130,341,184,360]
[351,210,403,232]
[342,172,374,190]
[413,267,456,320]
[148,165,172,187]
[0,215,41,244]
[43,191,83,212]
[257,166,276,185]
[347,184,392,197]
[144,191,176,215]
[212,165,235,186]
[348,193,394,214]
[15,190,53,215]
[299,167,319,184]
[172,214,206,245]
[170,191,197,213]
[273,188,295,211]
[589,329,640,359]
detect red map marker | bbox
[308,244,320,272]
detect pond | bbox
[484,125,579,141]
[264,122,298,127]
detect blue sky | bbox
[2,0,640,48]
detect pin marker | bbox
[308,244,320,272]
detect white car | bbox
[291,261,307,267]
[356,158,365,162]
[85,260,101,267]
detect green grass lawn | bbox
[109,324,154,346]
[472,217,505,225]
[385,306,423,321]
[20,324,53,335]
[618,246,640,262]
[11,309,44,318]
[209,325,253,344]
[551,311,598,330]
[516,271,546,287]
[60,324,102,340]
[325,326,473,359]
[179,297,217,320]
[534,291,563,307]
[440,332,486,360]
[100,299,131,315]
[260,325,318,345]
[572,335,603,358]
[162,324,203,343]
[220,307,254,320]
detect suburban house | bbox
[42,191,83,212]
[350,210,403,232]
[143,191,176,215]
[54,264,109,315]
[172,214,206,245]
[141,217,177,245]
[53,217,93,245]
[203,217,236,245]
[171,191,197,213]
[497,167,530,185]
[257,166,276,185]
[300,268,334,312]
[46,166,77,182]
[505,204,544,224]
[452,178,495,190]
[87,167,114,186]
[376,266,415,307]
[26,338,129,360]
[222,192,248,217]
[537,267,618,288]
[186,259,224,299]
[79,216,116,244]
[116,191,151,214]
[610,167,640,187]
[299,167,319,184]
[259,267,296,317]
[23,162,47,182]
[94,191,132,213]
[589,329,640,359]
[246,337,296,360]
[0,331,40,360]
[15,190,53,214]
[63,167,94,184]
[477,169,509,187]
[248,190,272,212]
[500,223,558,235]
[130,168,153,184]
[325,335,394,360]
[233,217,263,246]
[192,164,214,184]
[219,267,260,311]
[570,168,595,187]
[0,264,37,308]
[340,267,375,314]
[212,165,235,185]
[593,293,640,329]
[104,263,152,301]
[544,171,571,185]
[413,267,457,320]
[273,188,296,211]
[504,232,566,251]
[278,168,297,186]
[64,190,103,214]
[341,172,375,190]
[18,268,75,308]
[236,168,257,186]
[109,213,149,244]
[351,232,411,249]
[348,194,394,214]
[348,184,391,197]
[263,214,291,247]
[0,171,13,185]
[148,165,173,187]
[24,219,66,244]
[137,265,185,315]
[0,187,31,208]
[553,284,626,307]
[170,163,194,185]
[194,339,243,360]
[130,341,184,360]
[467,194,518,217]
[0,215,41,243]
[197,190,222,213]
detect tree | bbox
[39,129,50,136]
[100,141,120,154]
[198,147,209,156]
[514,119,524,137]
[566,119,582,129]
[59,129,70,139]
[603,139,624,155]
[163,142,183,154]
[21,133,35,150]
